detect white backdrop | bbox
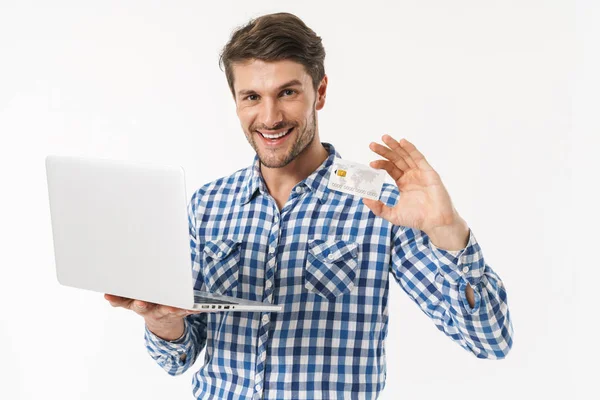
[0,1,593,399]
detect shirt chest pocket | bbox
[304,239,359,300]
[202,239,241,295]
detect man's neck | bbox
[260,140,329,210]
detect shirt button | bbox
[217,251,224,258]
[462,266,470,274]
[327,253,335,260]
[266,280,272,288]
[262,314,269,323]
[295,186,303,193]
[269,246,276,254]
[255,384,261,391]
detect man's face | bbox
[232,59,323,168]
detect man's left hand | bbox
[362,135,469,250]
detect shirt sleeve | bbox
[390,225,513,359]
[144,313,208,375]
[143,191,208,375]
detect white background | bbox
[0,1,595,399]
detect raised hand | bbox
[363,135,469,250]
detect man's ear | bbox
[315,75,328,111]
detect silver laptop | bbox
[45,155,281,312]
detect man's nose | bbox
[259,98,283,129]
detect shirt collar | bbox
[239,142,340,205]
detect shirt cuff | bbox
[428,228,485,286]
[144,319,193,364]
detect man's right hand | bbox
[104,294,207,341]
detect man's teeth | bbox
[261,128,291,139]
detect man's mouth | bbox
[257,127,294,140]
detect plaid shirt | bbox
[145,143,513,400]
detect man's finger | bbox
[381,135,417,169]
[104,293,123,303]
[164,306,191,318]
[399,139,433,171]
[370,159,403,182]
[153,305,179,319]
[177,309,193,317]
[362,198,398,225]
[104,294,133,308]
[131,300,152,315]
[369,142,410,172]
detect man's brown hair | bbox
[219,12,326,97]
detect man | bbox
[106,12,513,400]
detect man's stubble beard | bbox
[246,106,317,169]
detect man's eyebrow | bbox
[237,79,303,97]
[275,79,303,91]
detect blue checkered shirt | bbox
[145,143,513,399]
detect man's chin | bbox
[257,153,294,169]
[249,138,290,167]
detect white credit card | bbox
[327,158,386,201]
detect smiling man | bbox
[106,12,513,400]
[234,59,329,210]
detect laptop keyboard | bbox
[194,295,236,305]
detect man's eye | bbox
[246,94,258,101]
[282,89,296,96]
